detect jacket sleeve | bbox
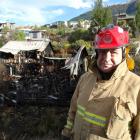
[133,91,140,140]
[62,75,84,138]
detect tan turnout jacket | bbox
[62,60,140,140]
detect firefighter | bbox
[61,25,140,140]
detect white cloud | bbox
[0,0,65,25]
[9,0,93,9]
[67,0,91,9]
[19,7,46,24]
[39,0,92,9]
[49,9,64,15]
[0,0,110,25]
[39,0,110,9]
[0,6,45,25]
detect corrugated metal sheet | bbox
[0,40,50,54]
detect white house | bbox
[79,20,91,29]
[69,21,79,29]
[18,28,32,40]
[0,22,15,30]
[29,30,48,41]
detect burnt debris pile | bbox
[0,45,88,107]
[0,61,78,107]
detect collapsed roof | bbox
[0,40,50,55]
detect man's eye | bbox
[111,51,118,54]
[98,50,106,53]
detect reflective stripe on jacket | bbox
[62,60,140,140]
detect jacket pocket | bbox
[106,97,133,139]
[80,128,109,140]
[88,133,109,140]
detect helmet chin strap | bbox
[122,46,125,59]
[95,49,98,59]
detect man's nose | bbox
[104,51,111,61]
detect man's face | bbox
[97,48,123,73]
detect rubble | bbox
[0,44,88,139]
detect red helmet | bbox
[94,25,129,49]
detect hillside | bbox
[126,0,137,15]
[70,1,137,21]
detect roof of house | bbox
[0,40,50,55]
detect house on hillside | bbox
[114,13,136,36]
[69,21,79,29]
[17,28,32,40]
[17,25,48,41]
[50,21,66,28]
[115,13,135,25]
[29,30,48,41]
[0,22,15,30]
[0,22,16,37]
[43,24,51,28]
[17,29,49,41]
[79,20,91,29]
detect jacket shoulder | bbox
[128,71,140,80]
[80,71,95,80]
[125,71,140,86]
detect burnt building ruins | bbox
[0,40,89,106]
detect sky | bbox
[0,0,129,26]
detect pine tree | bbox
[89,0,113,41]
[91,0,113,28]
[103,7,113,26]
